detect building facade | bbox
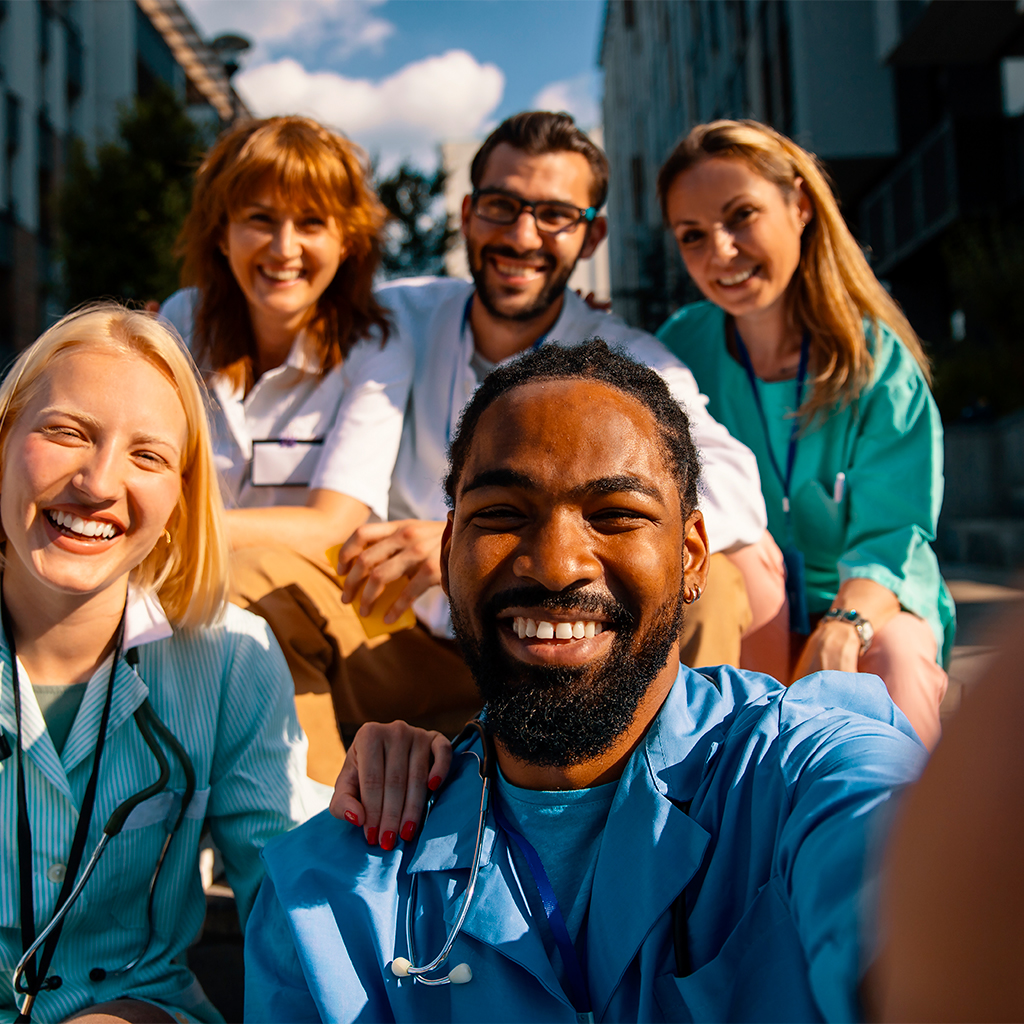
[600,0,1024,339]
[0,0,247,355]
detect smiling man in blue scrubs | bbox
[244,341,925,1023]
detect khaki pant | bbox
[229,546,750,785]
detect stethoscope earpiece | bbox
[447,963,473,984]
[390,957,472,985]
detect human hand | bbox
[792,618,861,678]
[335,519,447,624]
[330,721,453,848]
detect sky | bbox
[181,0,607,172]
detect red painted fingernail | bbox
[428,775,442,791]
[366,826,378,845]
[343,810,358,826]
[380,830,397,851]
[400,820,416,842]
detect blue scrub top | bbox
[244,666,925,1023]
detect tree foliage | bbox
[376,162,455,279]
[58,83,206,308]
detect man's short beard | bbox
[469,245,575,323]
[450,585,683,767]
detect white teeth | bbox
[718,267,755,286]
[494,260,541,277]
[510,616,605,641]
[262,267,301,281]
[47,510,117,539]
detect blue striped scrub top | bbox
[0,601,324,1023]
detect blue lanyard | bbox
[492,802,593,1021]
[733,327,810,516]
[446,293,551,444]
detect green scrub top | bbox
[658,301,955,665]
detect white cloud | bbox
[532,71,603,129]
[181,0,394,64]
[235,51,504,171]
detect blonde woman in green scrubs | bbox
[656,120,953,749]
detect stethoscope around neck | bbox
[389,719,494,988]
[1,595,196,1023]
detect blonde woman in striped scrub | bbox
[0,305,322,1024]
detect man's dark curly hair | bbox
[444,339,701,515]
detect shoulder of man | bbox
[375,276,473,318]
[685,665,924,768]
[554,290,686,373]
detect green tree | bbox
[58,82,206,308]
[376,162,455,278]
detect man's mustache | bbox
[482,585,635,629]
[480,244,557,271]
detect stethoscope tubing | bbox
[400,720,494,985]
[14,834,111,987]
[404,774,491,982]
[10,688,197,1017]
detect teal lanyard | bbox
[733,327,813,634]
[733,327,810,518]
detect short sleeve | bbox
[310,334,414,521]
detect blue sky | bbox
[182,0,607,170]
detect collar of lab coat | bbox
[405,666,726,1015]
[0,584,169,800]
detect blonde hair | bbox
[657,119,931,419]
[0,304,228,628]
[178,115,390,392]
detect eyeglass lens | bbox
[473,193,581,232]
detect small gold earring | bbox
[162,529,171,544]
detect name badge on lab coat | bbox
[251,438,323,487]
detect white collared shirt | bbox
[160,289,413,521]
[378,277,767,637]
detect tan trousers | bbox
[228,546,750,784]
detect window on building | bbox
[631,155,645,222]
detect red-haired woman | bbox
[162,116,412,784]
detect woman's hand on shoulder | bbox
[330,721,452,849]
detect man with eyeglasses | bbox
[251,112,768,783]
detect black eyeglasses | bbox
[470,189,597,235]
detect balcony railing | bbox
[860,118,958,274]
